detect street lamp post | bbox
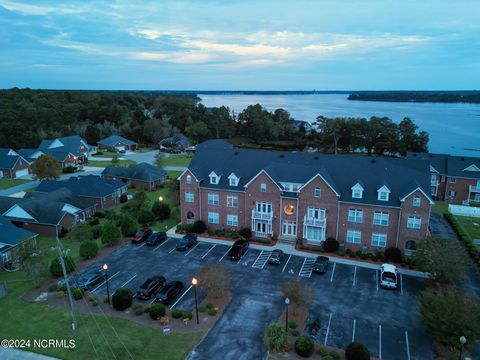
[285,298,290,334]
[103,263,110,304]
[192,277,199,324]
[158,196,164,202]
[459,336,466,360]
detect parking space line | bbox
[405,330,411,360]
[148,297,157,305]
[352,319,356,342]
[153,239,170,252]
[400,274,404,295]
[282,254,292,273]
[376,270,379,291]
[201,244,216,259]
[352,266,357,286]
[379,325,382,359]
[185,242,200,256]
[252,250,272,269]
[169,246,176,254]
[237,249,249,264]
[324,313,332,345]
[298,257,315,278]
[135,242,147,250]
[218,247,231,263]
[330,262,336,282]
[118,274,137,290]
[169,285,193,310]
[91,271,120,293]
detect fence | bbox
[448,204,480,218]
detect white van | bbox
[380,264,398,289]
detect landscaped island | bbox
[348,91,480,103]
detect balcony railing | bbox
[304,216,326,227]
[252,209,273,220]
[430,180,439,186]
[469,185,480,193]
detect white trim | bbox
[429,165,438,173]
[176,169,199,182]
[298,173,340,197]
[399,187,434,205]
[243,169,282,190]
[3,204,37,221]
[463,164,480,172]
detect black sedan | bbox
[136,276,166,300]
[155,281,184,305]
[268,249,285,265]
[313,256,330,274]
[176,233,198,251]
[228,240,249,260]
[146,232,167,246]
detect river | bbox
[199,93,480,157]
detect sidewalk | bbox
[0,348,58,360]
[166,229,428,278]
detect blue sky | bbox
[1,0,479,90]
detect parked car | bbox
[146,232,167,246]
[313,256,330,274]
[380,264,398,289]
[268,249,285,265]
[169,148,182,154]
[176,233,198,251]
[58,272,104,291]
[155,281,184,304]
[131,228,153,244]
[228,240,249,260]
[136,276,167,300]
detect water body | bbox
[200,93,480,157]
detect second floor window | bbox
[348,209,363,223]
[256,201,272,213]
[207,193,219,205]
[227,195,238,208]
[407,216,421,229]
[373,211,389,226]
[307,207,325,219]
[185,192,194,203]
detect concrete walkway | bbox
[164,166,187,172]
[0,348,58,360]
[166,229,428,278]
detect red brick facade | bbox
[431,174,480,204]
[0,157,31,178]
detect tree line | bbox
[348,91,480,103]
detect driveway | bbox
[123,150,157,164]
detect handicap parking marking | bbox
[91,271,120,293]
[282,254,292,273]
[201,244,216,259]
[217,247,232,263]
[184,242,200,256]
[238,249,250,265]
[251,250,272,269]
[153,238,172,252]
[298,257,316,278]
[169,284,193,310]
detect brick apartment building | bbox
[407,152,480,204]
[179,140,433,254]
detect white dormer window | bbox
[228,173,239,186]
[351,183,364,199]
[186,175,192,184]
[377,185,391,201]
[209,171,219,185]
[261,183,267,192]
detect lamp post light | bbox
[284,297,290,334]
[459,336,466,360]
[103,263,110,304]
[192,277,199,324]
[158,196,164,202]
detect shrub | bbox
[149,303,166,319]
[263,322,287,352]
[56,290,65,298]
[294,336,314,357]
[137,209,155,225]
[317,347,329,356]
[101,221,121,247]
[94,211,106,218]
[207,228,215,236]
[91,225,102,239]
[198,305,207,313]
[206,303,215,310]
[288,320,298,329]
[183,311,193,320]
[207,308,218,316]
[120,194,128,203]
[239,227,252,240]
[79,241,99,259]
[48,283,59,292]
[191,220,207,234]
[291,329,301,337]
[133,303,144,316]
[323,237,339,252]
[328,351,340,360]
[152,202,171,220]
[111,288,133,311]
[172,309,183,319]
[337,248,346,257]
[72,288,84,300]
[385,247,403,263]
[121,215,138,237]
[89,217,100,226]
[345,342,370,360]
[49,255,75,277]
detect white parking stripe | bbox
[135,242,147,250]
[148,297,157,305]
[298,257,315,278]
[252,250,272,269]
[379,325,382,359]
[282,254,292,273]
[353,266,357,286]
[169,285,193,310]
[201,244,216,259]
[185,242,200,256]
[324,313,332,345]
[352,319,356,342]
[330,262,336,282]
[405,331,411,360]
[376,270,379,291]
[237,249,249,264]
[400,274,404,295]
[91,271,120,293]
[169,246,176,254]
[118,274,137,290]
[153,238,170,252]
[218,247,231,263]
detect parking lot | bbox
[73,238,433,360]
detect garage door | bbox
[0,170,4,178]
[15,169,29,178]
[115,146,125,152]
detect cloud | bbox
[0,0,84,15]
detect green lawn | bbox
[455,216,480,241]
[0,178,32,189]
[431,201,449,216]
[161,154,192,167]
[91,151,118,158]
[88,160,136,168]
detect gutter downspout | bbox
[335,197,340,239]
[396,206,402,248]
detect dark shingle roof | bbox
[0,154,20,169]
[36,175,126,198]
[160,134,191,146]
[407,152,480,180]
[98,135,137,147]
[16,148,39,161]
[41,149,72,162]
[39,135,88,157]
[0,216,37,246]
[188,140,432,207]
[102,163,166,182]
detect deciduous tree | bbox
[31,154,61,180]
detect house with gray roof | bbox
[159,134,192,150]
[0,216,38,269]
[38,135,90,164]
[179,140,433,254]
[0,148,31,178]
[102,163,166,191]
[98,135,137,152]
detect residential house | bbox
[407,152,480,204]
[179,140,433,254]
[159,134,192,150]
[38,135,91,164]
[290,119,313,133]
[17,147,79,169]
[98,135,137,152]
[35,175,128,209]
[0,216,38,270]
[102,163,166,191]
[0,148,31,178]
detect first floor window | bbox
[227,214,238,226]
[407,216,421,229]
[208,212,219,224]
[346,230,361,244]
[185,192,194,203]
[371,233,387,247]
[227,195,238,208]
[305,227,324,241]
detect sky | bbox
[1,0,479,90]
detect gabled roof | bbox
[399,180,435,204]
[36,175,127,198]
[188,140,431,207]
[0,153,22,169]
[41,149,74,162]
[98,135,137,147]
[159,134,191,146]
[407,152,480,180]
[0,216,37,247]
[102,163,166,182]
[39,135,89,157]
[16,148,41,161]
[0,148,18,156]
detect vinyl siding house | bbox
[179,140,433,254]
[98,135,137,152]
[102,163,166,191]
[0,148,31,178]
[0,216,38,270]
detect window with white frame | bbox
[314,187,321,198]
[348,209,363,223]
[227,195,238,208]
[227,214,238,226]
[373,211,389,226]
[351,183,364,199]
[449,190,456,197]
[207,193,219,205]
[413,196,421,207]
[307,207,326,219]
[185,192,194,203]
[407,216,421,229]
[430,174,436,183]
[449,177,456,183]
[228,173,238,186]
[209,171,219,185]
[346,230,361,244]
[186,175,192,184]
[208,212,219,224]
[377,185,391,201]
[260,182,267,192]
[371,233,387,247]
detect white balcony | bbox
[431,180,439,186]
[252,209,273,220]
[304,216,326,227]
[469,185,480,193]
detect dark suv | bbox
[146,232,167,246]
[136,276,166,300]
[176,233,198,251]
[313,256,330,274]
[131,228,153,244]
[228,240,249,260]
[155,281,184,304]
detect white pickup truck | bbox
[380,264,398,289]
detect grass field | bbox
[161,154,192,167]
[88,160,136,168]
[455,216,480,241]
[431,201,449,215]
[0,178,32,190]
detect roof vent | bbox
[371,159,376,163]
[280,154,284,158]
[314,156,318,160]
